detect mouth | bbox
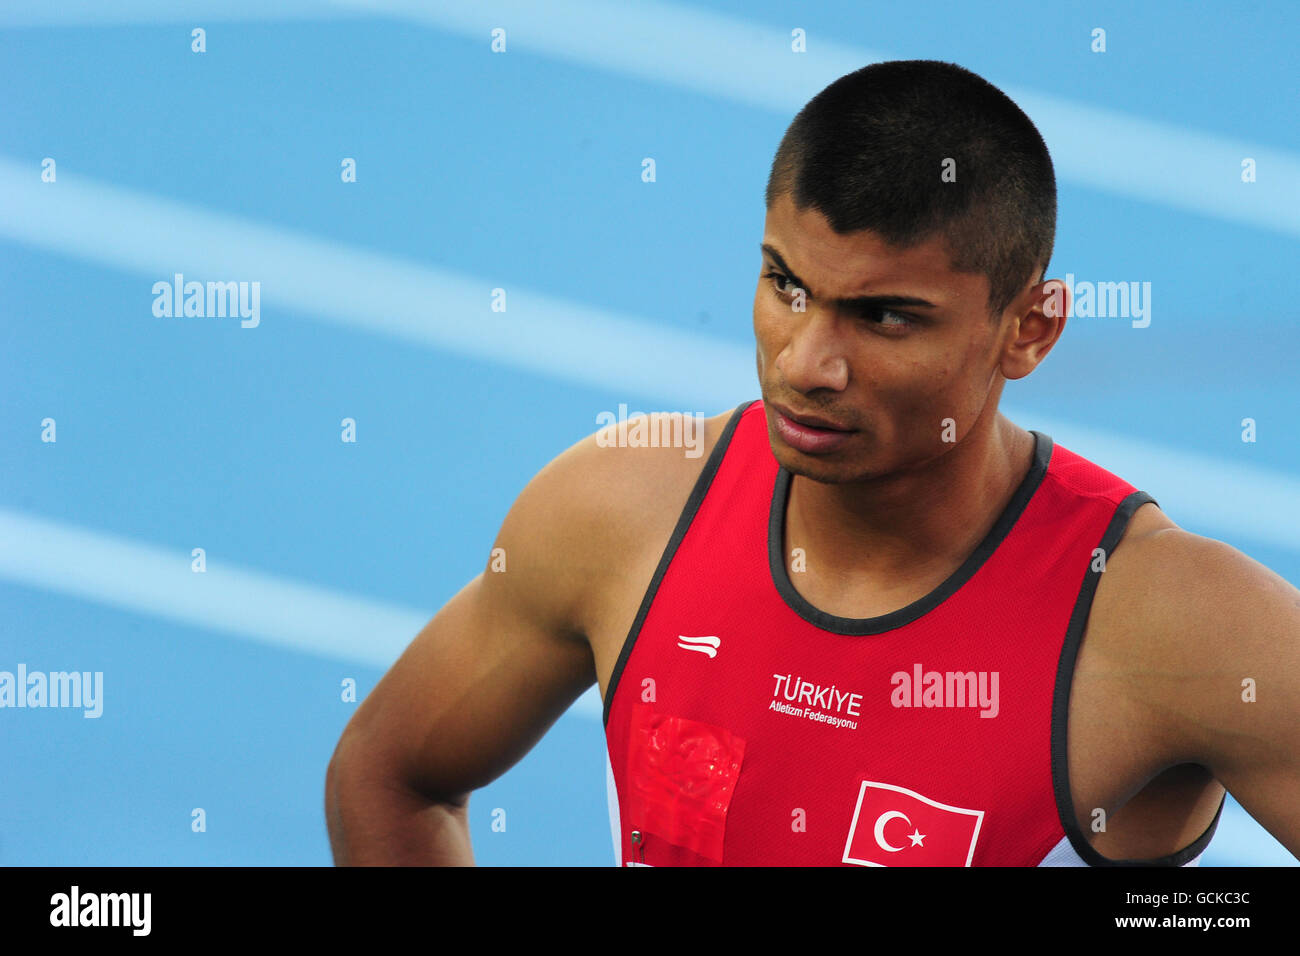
[769,401,856,455]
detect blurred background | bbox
[1,0,1296,865]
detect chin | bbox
[772,443,866,484]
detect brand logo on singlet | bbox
[842,780,985,867]
[676,635,721,658]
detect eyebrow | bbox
[760,243,940,311]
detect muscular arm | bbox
[1141,529,1300,859]
[325,430,613,865]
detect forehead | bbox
[762,192,985,306]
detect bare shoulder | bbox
[496,406,741,642]
[1084,500,1300,767]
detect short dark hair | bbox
[765,60,1056,318]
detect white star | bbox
[908,828,926,847]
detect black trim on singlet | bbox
[766,429,1054,636]
[601,399,757,728]
[1049,489,1226,866]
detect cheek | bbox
[859,352,929,395]
[872,361,959,418]
[752,299,783,360]
[912,365,987,430]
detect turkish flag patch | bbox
[842,779,984,866]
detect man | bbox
[325,60,1300,866]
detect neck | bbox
[785,413,1035,587]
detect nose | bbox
[775,308,850,394]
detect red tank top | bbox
[602,399,1223,866]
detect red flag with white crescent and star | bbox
[843,779,985,866]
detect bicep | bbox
[335,464,599,802]
[1154,532,1300,856]
[329,416,689,804]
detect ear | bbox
[998,278,1068,381]
[1039,277,1070,320]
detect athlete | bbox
[325,60,1300,866]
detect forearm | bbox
[326,746,475,866]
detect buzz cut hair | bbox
[765,59,1057,319]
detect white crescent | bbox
[873,811,912,852]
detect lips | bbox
[771,402,853,432]
[770,402,856,455]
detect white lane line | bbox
[0,507,605,717]
[328,0,1299,237]
[2,156,1296,554]
[0,156,755,412]
[1006,406,1300,554]
[0,0,365,25]
[0,507,427,667]
[5,0,1294,234]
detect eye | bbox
[762,270,798,299]
[863,307,914,331]
[759,267,800,297]
[764,270,915,332]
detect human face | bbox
[754,192,1012,484]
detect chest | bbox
[590,533,1181,863]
